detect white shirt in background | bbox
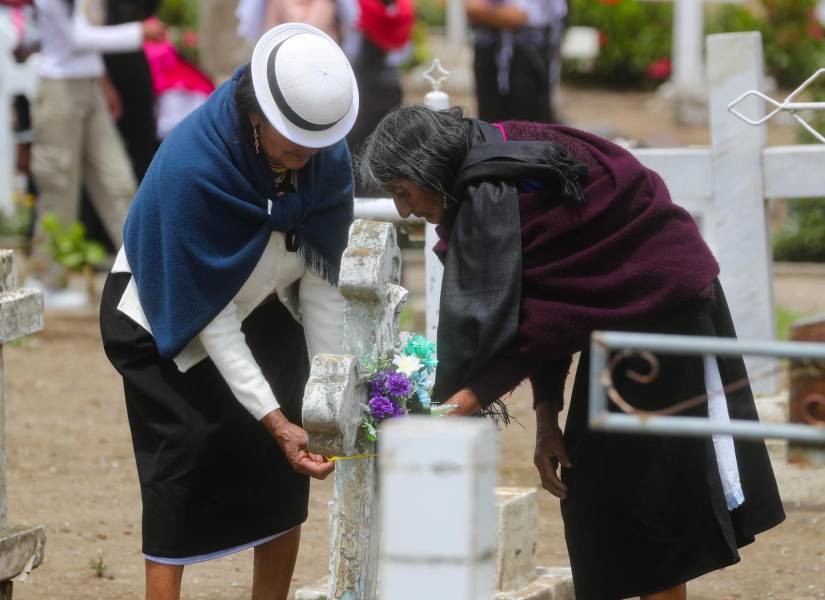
[34,0,143,79]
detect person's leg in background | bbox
[508,42,552,123]
[29,78,88,288]
[82,80,137,250]
[473,41,506,122]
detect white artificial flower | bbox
[392,354,422,377]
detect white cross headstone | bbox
[0,250,46,597]
[300,220,407,600]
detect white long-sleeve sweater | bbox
[34,0,144,79]
[112,231,345,420]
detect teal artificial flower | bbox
[404,335,436,361]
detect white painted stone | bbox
[495,488,539,593]
[424,224,442,345]
[379,417,499,600]
[707,32,777,394]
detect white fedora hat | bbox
[251,23,359,148]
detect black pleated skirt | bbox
[561,281,785,599]
[100,272,311,559]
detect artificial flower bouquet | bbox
[361,333,450,441]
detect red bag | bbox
[358,0,415,52]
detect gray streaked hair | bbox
[356,105,469,199]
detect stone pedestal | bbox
[494,488,573,600]
[380,417,498,600]
[297,487,575,600]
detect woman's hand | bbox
[446,388,482,416]
[100,74,123,121]
[141,18,167,42]
[262,410,335,480]
[534,403,571,499]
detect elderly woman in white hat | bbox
[99,24,358,599]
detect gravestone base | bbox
[294,579,328,600]
[295,488,574,600]
[495,567,574,600]
[0,525,46,582]
[494,489,573,600]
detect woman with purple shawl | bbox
[357,106,784,600]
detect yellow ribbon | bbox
[326,453,378,462]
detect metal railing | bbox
[588,331,825,444]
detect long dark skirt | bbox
[561,281,785,599]
[100,273,310,559]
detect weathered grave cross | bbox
[296,221,573,599]
[0,251,45,598]
[301,219,407,600]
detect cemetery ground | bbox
[4,86,825,600]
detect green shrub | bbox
[157,0,197,28]
[564,0,672,87]
[776,304,804,340]
[773,198,825,262]
[158,0,199,64]
[415,0,446,28]
[405,20,433,71]
[41,213,107,295]
[760,0,825,88]
[0,205,33,239]
[564,0,825,91]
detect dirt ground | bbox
[2,309,824,600]
[3,84,825,599]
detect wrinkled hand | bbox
[534,406,571,500]
[263,410,334,480]
[445,388,482,416]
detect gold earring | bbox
[253,124,261,155]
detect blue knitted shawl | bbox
[123,68,354,359]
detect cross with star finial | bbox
[423,59,451,92]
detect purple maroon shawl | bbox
[434,120,720,406]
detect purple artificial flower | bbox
[368,369,389,396]
[385,371,413,399]
[369,394,396,420]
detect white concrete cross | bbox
[300,220,408,600]
[0,21,38,216]
[0,250,46,596]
